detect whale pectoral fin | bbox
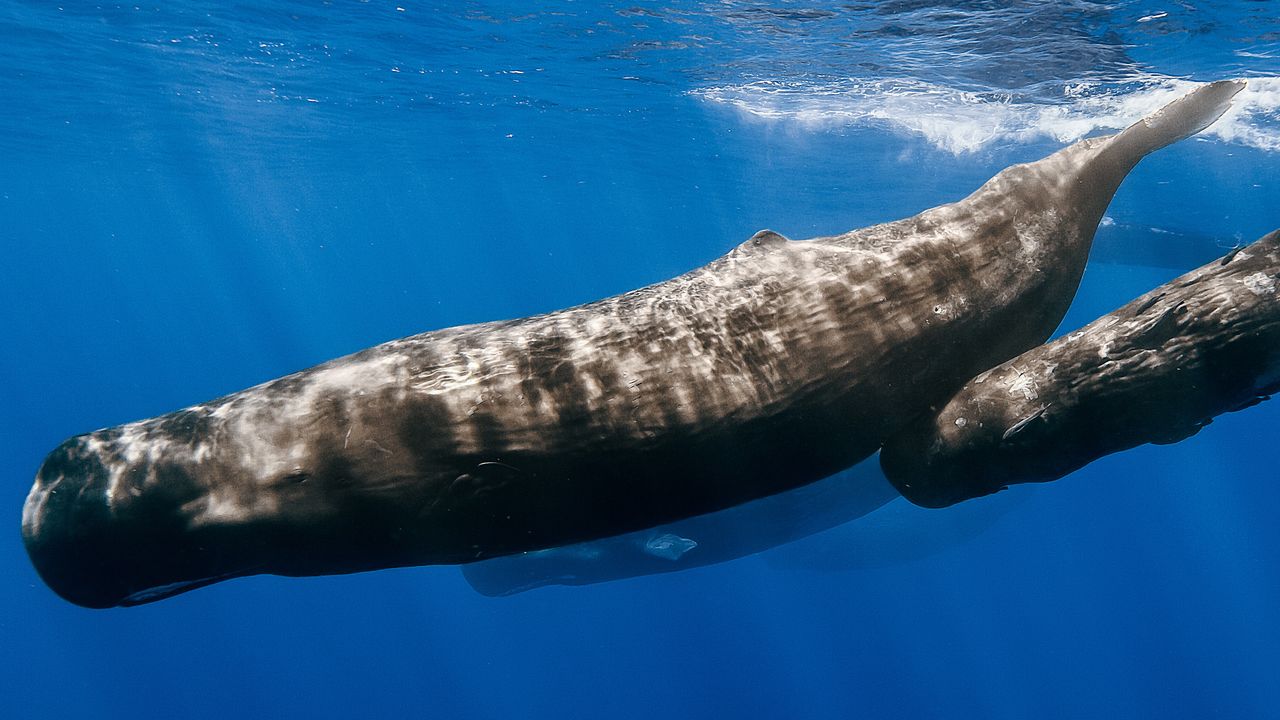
[1103,80,1244,165]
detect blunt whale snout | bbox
[23,436,146,608]
[22,433,241,608]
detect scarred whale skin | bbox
[21,81,1243,608]
[882,227,1280,508]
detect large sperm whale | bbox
[22,81,1243,608]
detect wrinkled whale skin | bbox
[21,82,1244,608]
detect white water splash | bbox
[691,75,1280,155]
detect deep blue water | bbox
[2,2,1279,718]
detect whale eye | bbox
[282,471,310,485]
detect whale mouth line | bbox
[118,572,247,607]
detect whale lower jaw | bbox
[118,573,247,606]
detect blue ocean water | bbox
[1,1,1278,717]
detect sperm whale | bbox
[21,81,1244,608]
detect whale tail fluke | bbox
[1102,79,1245,168]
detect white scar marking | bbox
[191,443,212,463]
[1243,272,1276,296]
[1008,370,1038,401]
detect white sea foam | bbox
[691,75,1280,155]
